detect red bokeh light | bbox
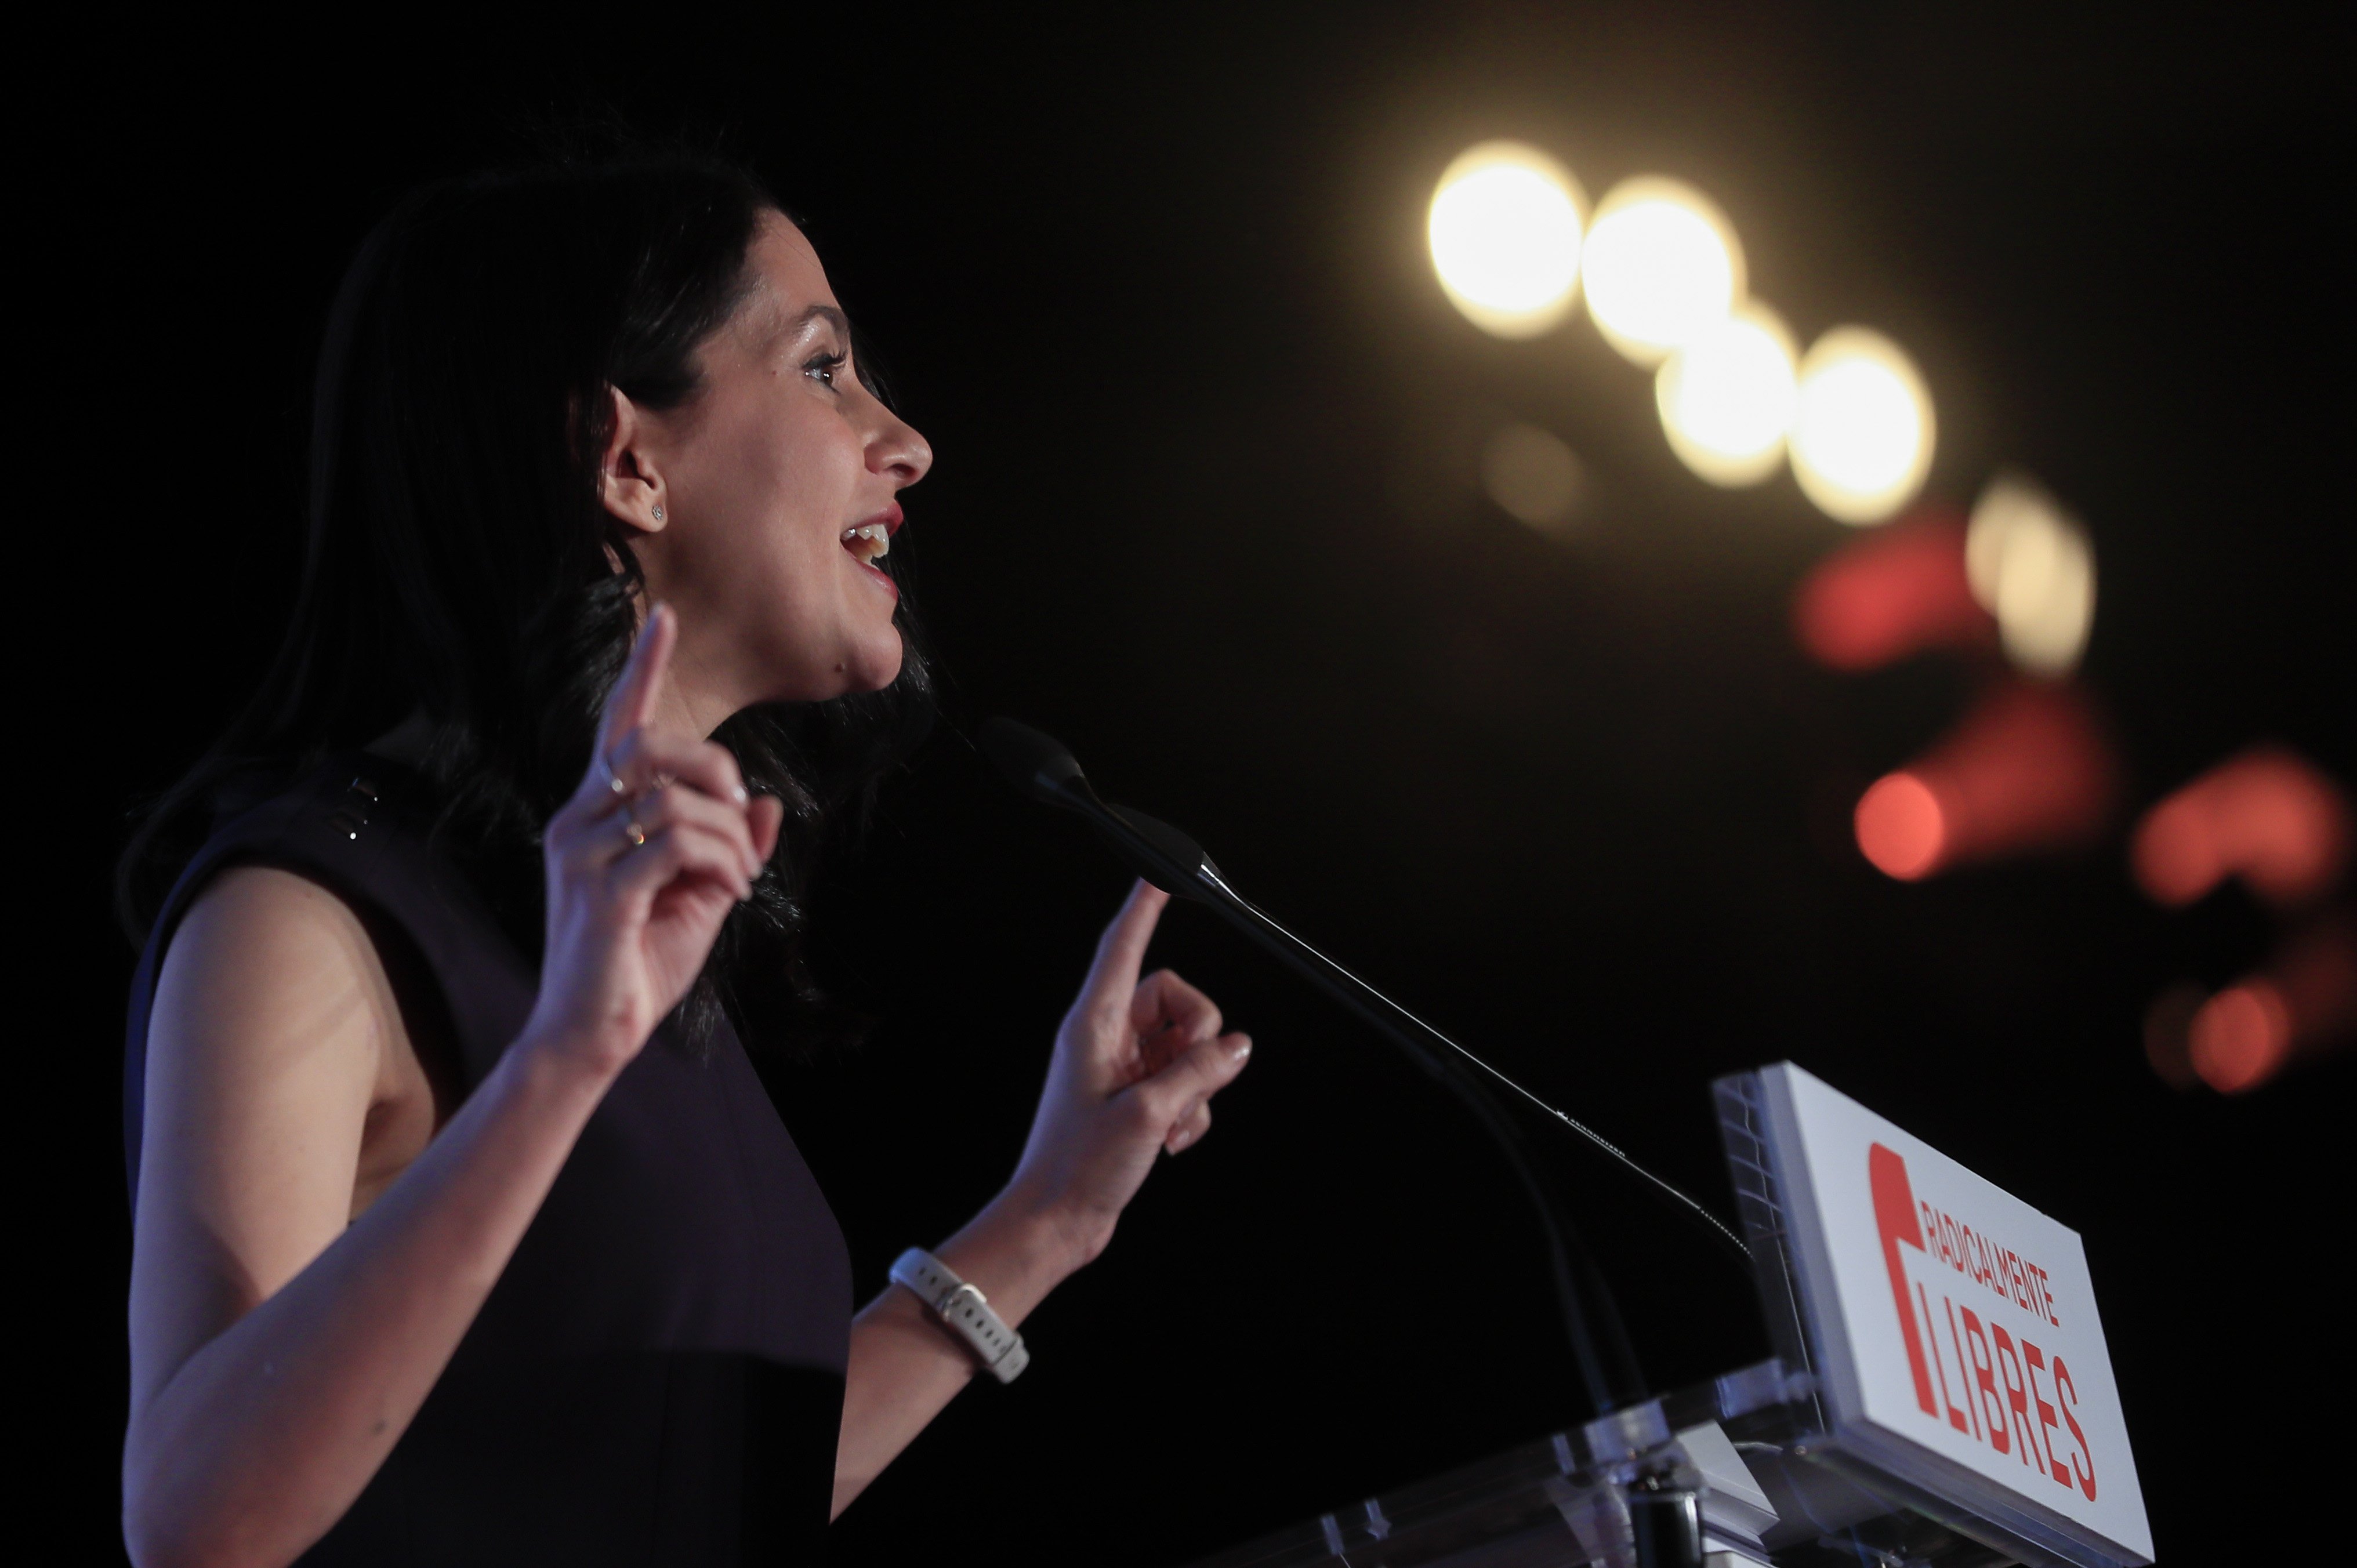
[2131,747,2351,909]
[2188,981,2293,1094]
[1793,507,1995,672]
[1855,772,1945,880]
[1854,680,2116,880]
[2132,791,2221,907]
[2155,917,2357,1094]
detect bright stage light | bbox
[1480,423,1587,533]
[1789,327,1935,524]
[1966,474,2095,676]
[1580,176,1744,365]
[1427,142,1587,339]
[1655,301,1796,487]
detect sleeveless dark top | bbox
[124,758,853,1565]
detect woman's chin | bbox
[844,629,905,694]
[755,627,904,703]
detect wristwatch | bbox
[889,1248,1031,1384]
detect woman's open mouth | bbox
[841,506,902,597]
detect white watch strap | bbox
[890,1248,1031,1384]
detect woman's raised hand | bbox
[1006,881,1254,1267]
[523,605,785,1076]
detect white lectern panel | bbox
[1757,1063,2152,1565]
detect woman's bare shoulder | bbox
[151,865,449,1199]
[144,865,421,1188]
[158,866,401,1047]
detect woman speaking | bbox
[118,151,1252,1566]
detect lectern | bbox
[1187,1065,2153,1568]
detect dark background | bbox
[39,6,2351,1563]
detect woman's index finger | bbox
[597,603,676,752]
[1080,880,1170,1018]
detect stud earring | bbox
[651,506,665,522]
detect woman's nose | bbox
[870,408,933,487]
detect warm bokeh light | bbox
[1579,176,1744,365]
[1789,327,1935,524]
[1655,301,1796,487]
[2188,981,2294,1094]
[1480,423,1587,533]
[1792,507,1995,671]
[2131,746,2352,909]
[1966,474,2096,676]
[1427,141,1588,339]
[2157,917,2357,1094]
[1855,772,1946,880]
[1854,680,2115,880]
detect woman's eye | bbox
[804,351,847,389]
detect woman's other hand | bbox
[1006,881,1254,1268]
[523,604,786,1076]
[833,881,1252,1513]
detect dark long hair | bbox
[118,149,931,1052]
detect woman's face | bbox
[612,213,931,728]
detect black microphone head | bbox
[1107,805,1217,892]
[978,717,1087,804]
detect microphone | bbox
[978,718,1223,902]
[977,717,1750,1417]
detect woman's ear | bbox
[597,386,669,535]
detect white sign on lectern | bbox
[1748,1063,2152,1566]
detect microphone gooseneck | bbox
[977,717,1750,1418]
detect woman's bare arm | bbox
[123,607,781,1568]
[125,869,625,1568]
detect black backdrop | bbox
[38,7,2351,1564]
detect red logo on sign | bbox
[1867,1142,2098,1501]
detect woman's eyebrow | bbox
[782,302,851,343]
